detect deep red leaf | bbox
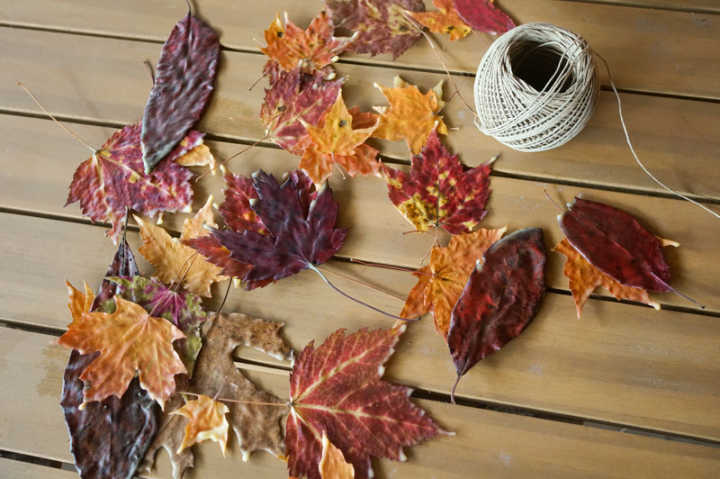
[448,228,546,396]
[559,197,672,292]
[287,325,444,479]
[453,0,515,34]
[141,12,220,172]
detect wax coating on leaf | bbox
[410,0,472,41]
[448,228,546,392]
[453,0,515,34]
[142,13,220,172]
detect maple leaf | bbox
[135,195,226,297]
[401,227,507,337]
[326,0,425,58]
[171,394,230,455]
[320,433,355,479]
[66,124,199,244]
[208,170,347,286]
[173,130,218,174]
[453,0,515,34]
[409,0,472,41]
[59,282,187,407]
[261,11,355,75]
[383,129,493,233]
[261,68,343,155]
[373,76,447,154]
[300,92,381,184]
[554,239,662,319]
[287,325,444,479]
[448,228,546,400]
[142,12,220,172]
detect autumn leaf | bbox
[261,68,343,155]
[261,11,355,75]
[66,124,200,244]
[135,195,226,297]
[409,0,472,41]
[171,394,230,455]
[554,239,661,319]
[453,0,515,34]
[384,129,493,233]
[326,0,425,58]
[402,227,506,337]
[320,433,355,479]
[287,325,444,479]
[173,130,218,174]
[448,228,546,400]
[142,12,220,172]
[300,92,381,184]
[59,282,187,407]
[373,76,447,154]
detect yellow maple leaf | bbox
[171,394,230,456]
[402,227,507,337]
[409,0,472,41]
[373,76,447,154]
[135,195,226,297]
[319,432,355,479]
[300,93,381,184]
[554,239,662,318]
[59,281,186,407]
[175,143,218,175]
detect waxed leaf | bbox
[453,0,515,34]
[401,227,506,338]
[261,11,355,75]
[319,433,355,479]
[171,395,230,455]
[61,240,159,479]
[554,239,661,319]
[59,283,187,407]
[287,324,443,479]
[66,124,200,244]
[559,197,672,292]
[135,196,226,297]
[261,68,343,155]
[448,228,546,398]
[208,170,347,286]
[373,76,447,154]
[301,92,381,184]
[409,0,472,41]
[326,0,425,58]
[141,313,292,478]
[383,129,493,233]
[142,12,220,172]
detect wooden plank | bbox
[2,326,719,478]
[0,459,78,479]
[2,0,719,98]
[1,116,718,313]
[1,214,719,440]
[566,0,720,14]
[3,28,719,201]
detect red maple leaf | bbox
[66,124,197,244]
[287,324,444,479]
[383,129,493,234]
[142,12,220,172]
[453,0,515,34]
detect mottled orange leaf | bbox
[554,239,661,318]
[409,0,472,41]
[135,196,226,297]
[402,227,506,338]
[319,433,355,479]
[174,143,218,175]
[373,76,447,154]
[301,92,381,184]
[59,282,186,407]
[171,394,230,456]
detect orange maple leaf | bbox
[174,142,218,175]
[171,394,230,456]
[373,76,447,154]
[59,281,186,407]
[135,195,226,297]
[409,0,472,41]
[319,432,355,479]
[402,227,507,338]
[300,92,381,184]
[554,239,665,318]
[261,11,355,74]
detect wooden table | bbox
[1,1,719,477]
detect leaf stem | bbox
[214,279,233,317]
[450,375,461,405]
[650,273,705,310]
[178,390,289,408]
[318,265,406,301]
[347,258,417,273]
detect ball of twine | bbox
[474,23,599,152]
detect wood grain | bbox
[0,460,78,479]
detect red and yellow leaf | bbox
[409,0,472,41]
[171,394,230,456]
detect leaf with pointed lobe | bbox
[453,0,515,34]
[383,129,493,233]
[171,394,230,455]
[173,131,218,175]
[410,0,472,41]
[320,433,355,479]
[141,12,220,172]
